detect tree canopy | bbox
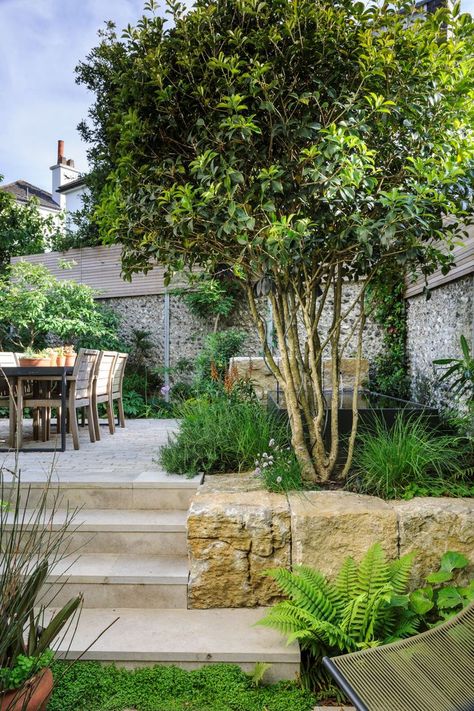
[0,182,63,269]
[78,0,474,482]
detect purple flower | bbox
[160,385,171,396]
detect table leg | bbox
[61,371,67,452]
[8,377,16,448]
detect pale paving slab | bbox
[7,508,187,531]
[0,418,191,484]
[48,553,188,584]
[51,607,300,671]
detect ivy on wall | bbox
[367,266,409,399]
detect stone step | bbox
[7,509,188,555]
[4,471,202,510]
[51,607,300,683]
[45,553,188,609]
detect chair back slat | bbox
[0,352,18,367]
[73,349,99,400]
[94,351,117,397]
[112,353,128,397]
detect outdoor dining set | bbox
[0,348,128,451]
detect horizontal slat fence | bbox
[11,245,186,298]
[405,226,474,298]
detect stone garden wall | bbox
[102,294,262,372]
[103,285,384,376]
[406,275,474,409]
[187,474,474,608]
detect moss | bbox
[48,662,316,711]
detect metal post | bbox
[164,291,170,403]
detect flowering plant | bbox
[254,439,302,493]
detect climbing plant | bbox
[367,265,409,399]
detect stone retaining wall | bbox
[187,475,474,608]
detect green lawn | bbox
[48,662,317,711]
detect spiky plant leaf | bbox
[335,556,358,604]
[387,552,416,594]
[356,544,389,596]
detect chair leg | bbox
[69,406,80,450]
[9,392,16,449]
[106,399,115,435]
[86,405,96,443]
[118,397,125,428]
[92,401,101,441]
[33,408,40,441]
[16,387,24,450]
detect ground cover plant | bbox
[48,662,316,711]
[347,414,474,499]
[79,0,474,485]
[260,544,474,698]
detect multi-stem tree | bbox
[78,0,474,483]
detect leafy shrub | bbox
[348,414,472,499]
[410,551,474,624]
[254,439,303,492]
[259,544,473,695]
[194,328,246,394]
[159,397,289,476]
[48,661,316,711]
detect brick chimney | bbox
[50,140,80,207]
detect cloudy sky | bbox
[0,0,145,190]
[1,0,473,193]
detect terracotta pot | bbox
[64,354,76,367]
[56,355,66,367]
[0,667,53,711]
[19,358,51,368]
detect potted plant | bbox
[0,472,83,710]
[44,348,57,367]
[18,350,51,368]
[54,347,66,367]
[63,345,76,368]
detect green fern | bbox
[259,544,421,693]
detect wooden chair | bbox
[19,348,99,450]
[91,350,117,440]
[110,353,128,432]
[323,602,474,711]
[0,352,18,446]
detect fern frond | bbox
[335,556,358,604]
[384,613,421,643]
[356,543,389,596]
[387,552,416,594]
[266,567,337,622]
[295,566,341,619]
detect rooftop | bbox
[0,179,60,211]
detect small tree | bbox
[80,0,474,483]
[0,262,116,350]
[0,181,63,269]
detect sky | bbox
[0,0,145,190]
[0,0,473,193]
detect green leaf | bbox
[436,587,463,610]
[409,590,434,615]
[440,551,469,573]
[426,571,453,584]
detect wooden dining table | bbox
[1,366,74,452]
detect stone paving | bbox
[0,417,178,481]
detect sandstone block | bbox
[187,474,291,608]
[394,497,474,586]
[288,491,398,579]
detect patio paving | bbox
[0,417,179,482]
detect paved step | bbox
[7,509,188,555]
[3,471,202,510]
[46,554,188,609]
[52,607,300,683]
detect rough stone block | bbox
[288,491,398,579]
[187,474,291,608]
[395,497,474,586]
